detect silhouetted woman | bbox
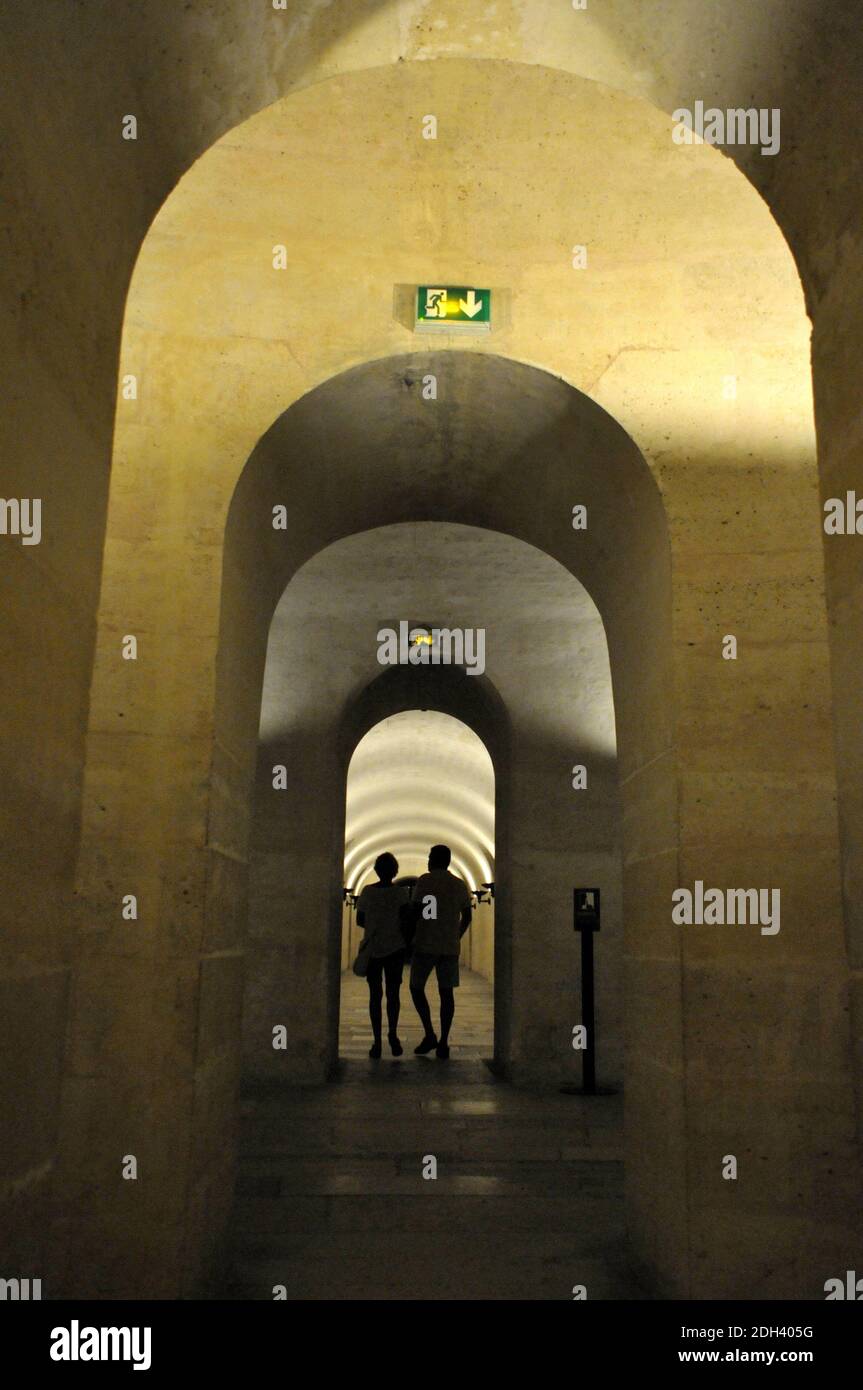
[355,853,409,1058]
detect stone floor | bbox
[225,968,647,1299]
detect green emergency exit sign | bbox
[416,285,491,330]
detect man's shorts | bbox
[410,951,460,990]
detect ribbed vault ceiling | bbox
[345,710,494,893]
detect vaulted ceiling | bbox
[257,520,617,888]
[344,710,494,892]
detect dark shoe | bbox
[436,1042,450,1060]
[388,1033,403,1056]
[414,1034,438,1054]
[369,1041,382,1059]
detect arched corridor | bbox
[2,3,862,1320]
[243,511,622,1092]
[340,709,497,1045]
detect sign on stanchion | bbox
[560,887,616,1096]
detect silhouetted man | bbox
[408,844,472,1059]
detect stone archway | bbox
[68,351,680,1296]
[6,7,863,1293]
[66,329,856,1301]
[245,651,511,1085]
[241,516,623,1094]
[62,54,853,1307]
[340,702,498,1049]
[341,663,513,1069]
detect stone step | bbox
[230,1192,625,1237]
[239,1121,600,1161]
[234,1157,623,1197]
[227,1253,644,1301]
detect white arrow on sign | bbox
[459,290,483,318]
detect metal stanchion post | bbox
[560,887,616,1097]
